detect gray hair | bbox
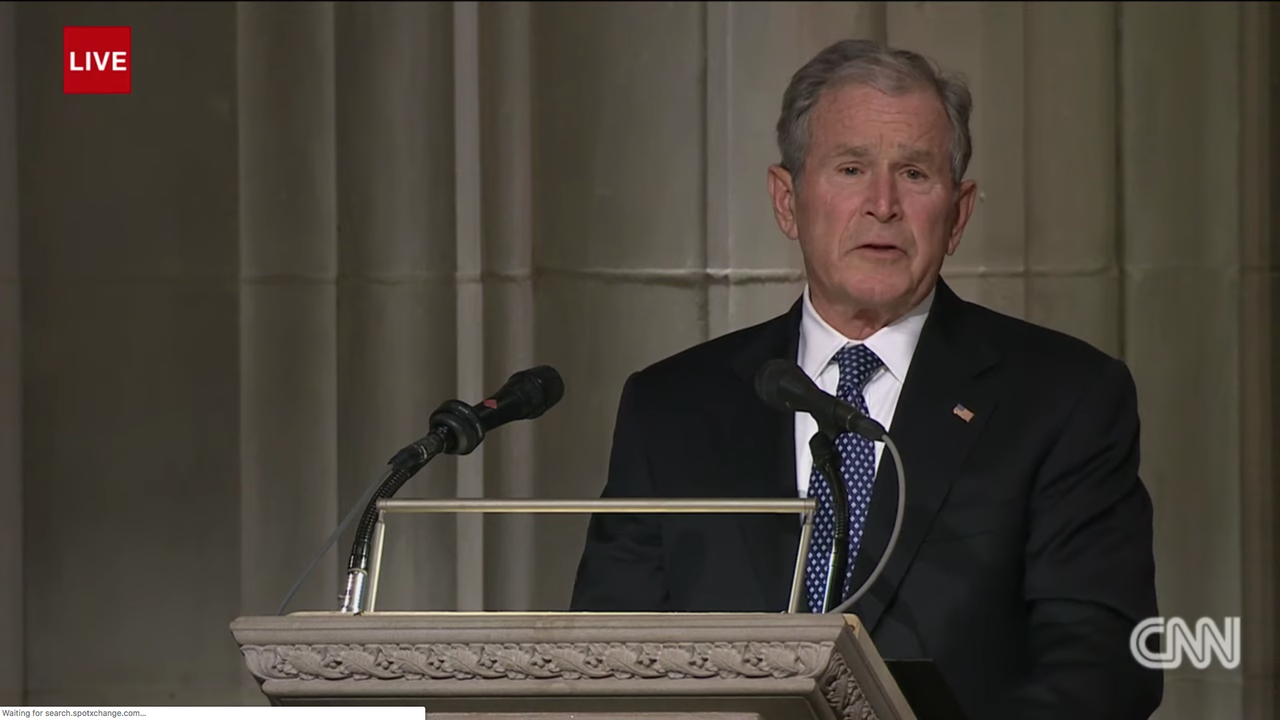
[776,39,973,190]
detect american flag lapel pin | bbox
[952,403,975,423]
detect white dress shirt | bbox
[793,285,933,498]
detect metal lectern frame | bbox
[362,498,818,614]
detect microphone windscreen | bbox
[755,358,801,412]
[522,365,565,416]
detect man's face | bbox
[768,82,977,329]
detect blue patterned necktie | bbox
[803,343,884,613]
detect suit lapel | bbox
[729,299,804,610]
[846,280,998,632]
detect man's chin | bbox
[832,278,930,319]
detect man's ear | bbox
[767,164,800,241]
[946,178,978,255]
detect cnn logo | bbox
[1130,616,1241,670]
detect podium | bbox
[230,497,925,719]
[230,611,916,719]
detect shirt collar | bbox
[797,284,933,385]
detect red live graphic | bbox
[64,26,131,94]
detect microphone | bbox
[338,365,565,614]
[754,357,908,615]
[755,358,887,441]
[389,365,565,469]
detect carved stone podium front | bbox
[230,611,916,719]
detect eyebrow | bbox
[831,143,940,165]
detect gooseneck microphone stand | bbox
[752,358,908,616]
[338,399,481,614]
[830,432,906,614]
[809,425,850,614]
[337,434,442,614]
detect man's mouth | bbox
[855,243,903,253]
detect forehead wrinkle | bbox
[826,142,941,166]
[809,87,952,161]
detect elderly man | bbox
[570,38,1162,720]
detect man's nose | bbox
[865,172,901,222]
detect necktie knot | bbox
[834,343,883,393]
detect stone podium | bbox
[230,610,916,719]
[231,498,921,718]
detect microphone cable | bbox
[274,463,395,616]
[829,432,907,613]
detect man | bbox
[570,38,1161,720]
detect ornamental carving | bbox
[818,651,879,720]
[241,640,834,682]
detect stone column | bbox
[528,1,711,609]
[453,0,486,611]
[0,0,21,704]
[1024,2,1122,355]
[333,0,458,612]
[17,1,241,704]
[237,2,340,616]
[1240,3,1277,717]
[1121,3,1245,715]
[479,0,539,611]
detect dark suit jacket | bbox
[570,278,1162,720]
